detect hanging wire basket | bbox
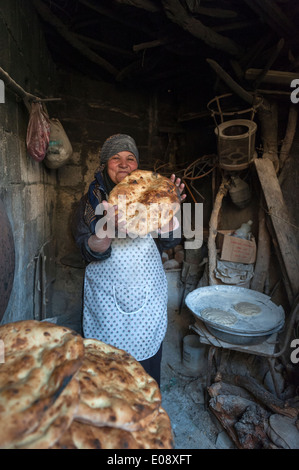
[207,92,262,126]
[207,93,262,171]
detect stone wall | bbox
[0,1,177,330]
[0,0,58,324]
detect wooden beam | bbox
[238,32,274,70]
[73,33,135,58]
[279,104,298,169]
[206,58,260,107]
[254,157,299,303]
[254,0,297,37]
[133,37,174,53]
[258,99,279,170]
[245,68,299,86]
[244,0,297,38]
[212,20,257,33]
[186,4,238,19]
[114,0,160,13]
[252,38,285,90]
[161,0,243,57]
[208,176,231,286]
[79,0,154,36]
[33,0,119,77]
[250,199,271,293]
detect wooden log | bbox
[208,380,253,401]
[161,0,243,57]
[250,197,271,293]
[254,158,299,303]
[209,394,274,449]
[186,4,238,19]
[221,373,298,419]
[114,0,160,12]
[133,37,174,53]
[206,58,264,110]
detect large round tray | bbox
[185,285,285,336]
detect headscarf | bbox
[100,134,139,166]
[84,134,139,233]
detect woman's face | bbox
[107,151,138,184]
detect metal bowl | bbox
[185,285,285,345]
[205,324,281,346]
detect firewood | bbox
[221,373,298,419]
[208,381,253,401]
[209,394,272,449]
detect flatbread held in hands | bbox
[108,170,181,236]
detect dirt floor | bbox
[160,304,236,450]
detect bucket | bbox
[182,335,205,373]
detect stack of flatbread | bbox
[0,320,174,449]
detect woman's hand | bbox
[88,200,127,253]
[158,174,186,234]
[170,174,187,202]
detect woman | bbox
[73,134,185,386]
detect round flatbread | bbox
[233,302,261,316]
[0,320,84,449]
[200,308,237,326]
[16,376,80,449]
[52,407,174,449]
[108,170,180,236]
[74,338,162,431]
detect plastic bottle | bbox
[233,220,253,239]
[229,176,251,209]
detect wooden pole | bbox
[208,176,231,285]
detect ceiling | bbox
[32,0,299,105]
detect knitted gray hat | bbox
[100,134,139,165]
